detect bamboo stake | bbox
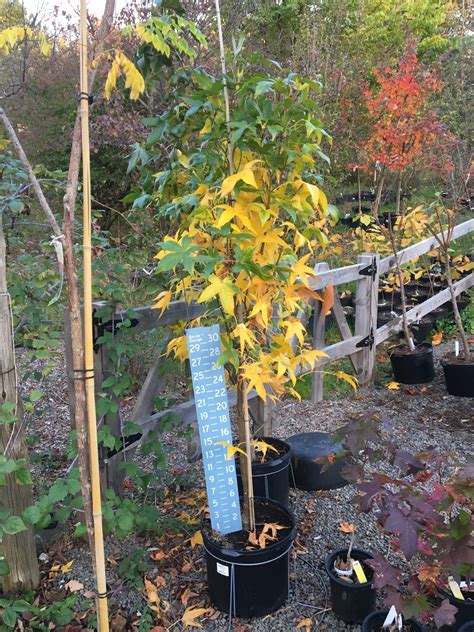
[214,0,233,176]
[79,1,109,629]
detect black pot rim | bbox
[438,585,474,607]
[325,548,373,588]
[236,437,292,475]
[441,356,474,369]
[362,609,423,630]
[389,342,433,358]
[201,497,296,559]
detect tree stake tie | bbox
[48,235,64,306]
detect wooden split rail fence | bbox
[66,218,473,492]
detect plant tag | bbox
[455,341,460,357]
[216,562,229,577]
[382,605,397,628]
[351,560,368,583]
[448,576,464,600]
[187,325,242,536]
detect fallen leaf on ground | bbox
[297,617,313,631]
[338,522,355,533]
[65,579,84,592]
[150,549,167,561]
[60,560,74,573]
[181,587,198,607]
[432,331,443,346]
[190,530,203,548]
[182,606,212,629]
[386,382,400,390]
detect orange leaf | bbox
[338,521,355,533]
[432,331,443,346]
[321,284,334,316]
[296,618,313,631]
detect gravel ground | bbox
[19,340,473,631]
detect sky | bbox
[22,0,128,19]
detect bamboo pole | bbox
[79,1,109,629]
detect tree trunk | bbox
[392,172,414,350]
[236,377,255,532]
[0,215,39,593]
[445,257,471,361]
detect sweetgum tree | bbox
[140,57,347,529]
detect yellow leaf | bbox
[253,439,279,459]
[190,530,203,549]
[283,319,306,346]
[214,441,248,461]
[221,160,261,196]
[249,299,270,328]
[197,275,235,316]
[387,381,400,390]
[144,577,160,603]
[153,290,172,316]
[177,149,190,168]
[292,253,316,288]
[182,606,212,629]
[60,560,74,573]
[335,371,358,390]
[231,323,256,354]
[360,214,372,226]
[296,617,313,631]
[199,118,212,135]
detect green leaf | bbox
[29,389,44,403]
[47,480,69,504]
[22,506,41,525]
[72,522,87,539]
[117,511,134,533]
[11,600,30,613]
[2,606,18,628]
[2,516,26,535]
[15,467,33,485]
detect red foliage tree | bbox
[359,44,454,212]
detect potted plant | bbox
[425,203,474,396]
[362,608,424,631]
[147,51,345,617]
[353,45,454,384]
[325,522,376,623]
[356,450,473,629]
[236,437,292,508]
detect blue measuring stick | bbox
[186,325,243,535]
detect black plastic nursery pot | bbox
[389,343,435,384]
[325,548,376,624]
[438,587,474,631]
[236,437,292,508]
[459,622,474,632]
[441,356,474,397]
[202,498,296,619]
[362,610,424,631]
[286,432,348,491]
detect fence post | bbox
[354,253,379,385]
[311,262,329,402]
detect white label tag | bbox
[216,562,229,577]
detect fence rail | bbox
[68,219,473,492]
